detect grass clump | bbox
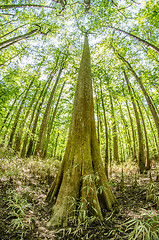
[125,210,159,240]
[6,189,35,239]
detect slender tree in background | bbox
[0,90,24,132]
[7,78,35,148]
[94,87,100,145]
[125,100,137,160]
[14,84,40,152]
[142,103,159,160]
[26,54,61,157]
[46,35,117,227]
[43,81,66,158]
[109,91,119,164]
[137,99,150,170]
[108,26,159,54]
[124,70,146,173]
[53,132,60,158]
[113,46,159,138]
[34,64,65,156]
[118,103,133,158]
[0,28,41,51]
[100,85,109,177]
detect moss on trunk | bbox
[46,35,117,227]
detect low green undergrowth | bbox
[125,210,159,240]
[6,189,35,240]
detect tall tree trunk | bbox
[0,90,24,132]
[142,103,159,160]
[20,80,51,158]
[20,98,38,158]
[53,132,60,158]
[8,79,35,148]
[112,46,159,138]
[46,35,117,227]
[43,81,66,158]
[0,4,55,9]
[109,26,159,54]
[119,103,133,158]
[108,121,112,176]
[0,29,39,50]
[26,55,61,157]
[34,66,64,156]
[125,100,137,160]
[94,88,100,145]
[100,86,109,177]
[123,70,146,173]
[1,106,16,145]
[14,86,40,152]
[109,93,119,164]
[137,100,150,170]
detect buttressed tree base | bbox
[46,34,117,227]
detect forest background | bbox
[0,0,159,239]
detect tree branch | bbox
[108,26,159,54]
[0,4,54,10]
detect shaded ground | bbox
[0,148,159,239]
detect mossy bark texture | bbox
[46,35,117,227]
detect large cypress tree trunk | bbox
[46,35,117,227]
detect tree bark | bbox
[0,4,54,9]
[0,29,39,50]
[46,35,117,227]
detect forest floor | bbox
[0,147,159,240]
